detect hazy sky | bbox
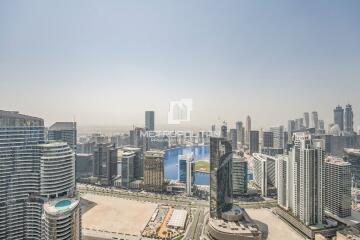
[1,1,359,130]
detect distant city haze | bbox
[0,1,359,129]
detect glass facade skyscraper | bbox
[209,137,233,218]
[0,111,45,239]
[48,122,77,151]
[145,111,155,131]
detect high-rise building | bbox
[0,110,81,239]
[311,111,319,130]
[145,111,155,131]
[288,120,295,143]
[42,198,81,240]
[249,130,259,154]
[318,120,325,130]
[0,111,45,239]
[288,134,324,226]
[221,122,227,139]
[334,105,344,131]
[206,137,262,240]
[123,147,143,179]
[209,137,233,218]
[344,104,354,133]
[295,118,304,131]
[276,155,288,208]
[229,128,237,150]
[93,143,118,185]
[283,131,288,150]
[304,112,310,128]
[245,116,251,145]
[236,121,244,145]
[323,156,351,218]
[270,125,284,149]
[120,151,135,188]
[40,142,81,240]
[144,150,164,192]
[178,154,195,195]
[211,124,216,135]
[262,131,274,148]
[48,122,77,151]
[232,155,248,196]
[252,153,277,197]
[75,153,93,179]
[344,148,360,188]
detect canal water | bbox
[164,145,210,185]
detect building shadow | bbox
[80,197,97,215]
[252,219,269,240]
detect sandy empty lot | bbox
[81,193,158,236]
[245,208,305,240]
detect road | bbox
[77,184,209,207]
[183,207,206,240]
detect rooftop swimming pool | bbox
[55,199,71,209]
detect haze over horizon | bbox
[1,1,360,129]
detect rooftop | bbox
[167,209,188,229]
[0,110,44,127]
[145,150,164,158]
[345,148,360,157]
[43,197,79,216]
[325,156,351,166]
[49,122,76,131]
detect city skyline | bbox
[2,1,360,239]
[1,1,360,128]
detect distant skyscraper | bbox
[288,134,324,226]
[211,124,216,134]
[245,116,251,145]
[229,128,237,150]
[334,105,344,131]
[178,154,195,196]
[304,112,310,128]
[288,120,295,143]
[270,125,284,149]
[324,156,351,218]
[122,147,143,179]
[294,118,304,131]
[144,150,164,192]
[221,122,227,139]
[262,131,274,148]
[249,130,259,154]
[130,127,147,151]
[145,111,155,131]
[48,122,77,150]
[120,151,135,188]
[252,153,276,197]
[344,104,354,133]
[277,155,288,208]
[209,137,233,218]
[236,121,244,145]
[344,148,360,188]
[93,143,118,185]
[318,120,325,130]
[311,111,319,130]
[232,155,248,196]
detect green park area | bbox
[195,160,210,173]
